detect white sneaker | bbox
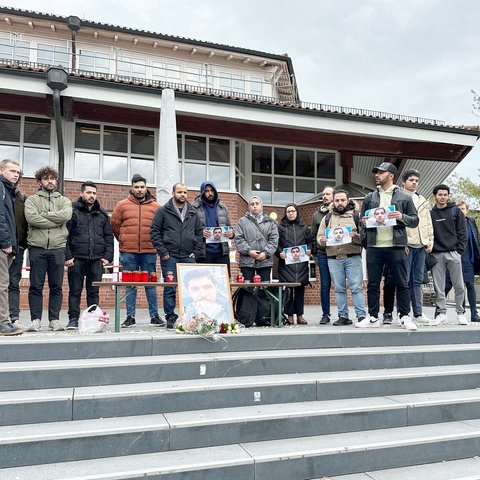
[457,314,469,325]
[434,313,447,325]
[49,320,65,331]
[355,316,380,328]
[28,319,41,332]
[414,314,441,326]
[400,315,418,331]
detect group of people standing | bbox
[311,161,480,331]
[1,157,478,336]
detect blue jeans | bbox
[406,247,426,317]
[120,252,158,318]
[317,253,331,315]
[328,255,366,319]
[160,256,195,315]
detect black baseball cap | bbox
[372,162,397,175]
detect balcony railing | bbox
[0,58,446,127]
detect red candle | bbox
[140,271,149,282]
[150,272,157,282]
[132,271,140,282]
[122,271,132,282]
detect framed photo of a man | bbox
[205,226,231,243]
[284,244,309,265]
[177,264,234,323]
[325,226,352,246]
[365,206,397,228]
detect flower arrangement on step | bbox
[219,322,242,334]
[175,312,219,336]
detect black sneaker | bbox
[383,313,393,325]
[121,315,136,328]
[66,319,78,330]
[165,313,178,329]
[150,314,167,327]
[333,317,353,326]
[0,321,23,336]
[319,314,330,325]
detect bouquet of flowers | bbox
[219,322,242,334]
[175,312,220,336]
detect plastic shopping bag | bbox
[78,305,110,333]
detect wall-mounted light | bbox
[242,57,250,64]
[259,60,267,67]
[208,51,214,58]
[225,54,233,61]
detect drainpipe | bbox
[67,16,81,71]
[46,66,68,194]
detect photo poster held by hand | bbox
[325,226,352,246]
[365,205,397,228]
[284,244,309,265]
[177,263,234,323]
[205,226,231,243]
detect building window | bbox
[251,144,335,204]
[74,122,155,182]
[79,49,110,74]
[219,72,245,93]
[178,133,232,190]
[117,55,146,78]
[37,43,69,67]
[0,34,30,62]
[0,114,51,175]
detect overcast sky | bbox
[5,0,480,182]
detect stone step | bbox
[2,420,480,479]
[2,389,480,468]
[327,456,480,479]
[2,327,480,362]
[3,364,480,426]
[2,343,480,391]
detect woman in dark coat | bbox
[276,203,312,325]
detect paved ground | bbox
[13,303,479,335]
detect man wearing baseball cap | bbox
[357,161,419,330]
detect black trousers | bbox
[28,246,66,322]
[366,247,410,318]
[67,258,104,320]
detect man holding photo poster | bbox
[358,162,418,330]
[193,181,233,275]
[318,189,365,325]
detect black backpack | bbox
[232,287,272,327]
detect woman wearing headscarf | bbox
[235,196,279,281]
[276,203,312,325]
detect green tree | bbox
[446,171,480,211]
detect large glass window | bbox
[117,55,146,78]
[250,144,335,204]
[0,114,51,175]
[179,134,232,190]
[74,122,155,182]
[37,43,69,67]
[79,49,110,74]
[0,35,30,62]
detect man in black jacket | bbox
[429,184,468,325]
[357,162,419,331]
[0,159,23,336]
[65,181,114,330]
[150,182,203,328]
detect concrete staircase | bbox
[1,327,480,479]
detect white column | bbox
[156,88,180,205]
